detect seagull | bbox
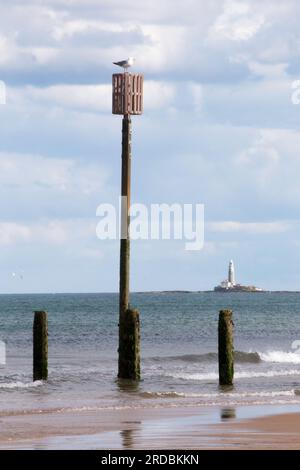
[113,57,134,72]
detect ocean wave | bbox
[139,390,296,399]
[235,351,261,363]
[151,350,300,365]
[259,350,300,364]
[150,351,261,364]
[167,369,300,381]
[0,381,43,390]
[139,391,187,399]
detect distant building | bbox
[214,260,263,292]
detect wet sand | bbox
[0,405,299,449]
[231,412,300,449]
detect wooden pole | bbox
[33,310,48,381]
[218,309,234,386]
[119,114,131,321]
[118,308,140,380]
[118,114,140,380]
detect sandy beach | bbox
[0,405,299,450]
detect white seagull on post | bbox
[113,57,134,72]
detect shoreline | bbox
[0,404,299,450]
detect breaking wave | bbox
[167,369,300,381]
[259,351,300,364]
[150,351,261,364]
[152,350,300,365]
[139,390,296,399]
[0,381,43,390]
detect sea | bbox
[0,292,300,416]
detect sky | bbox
[0,0,300,293]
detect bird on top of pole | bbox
[113,57,135,73]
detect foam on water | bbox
[167,369,300,381]
[259,350,300,364]
[0,381,43,389]
[139,390,296,399]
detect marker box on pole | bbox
[112,73,143,115]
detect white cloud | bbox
[208,220,291,234]
[21,84,111,112]
[247,61,289,79]
[0,218,96,246]
[188,82,203,112]
[235,128,300,203]
[0,151,109,195]
[210,0,265,41]
[144,81,176,109]
[9,81,178,113]
[0,0,298,87]
[0,33,17,65]
[52,19,129,41]
[137,24,186,72]
[237,135,280,167]
[31,47,59,65]
[0,222,31,245]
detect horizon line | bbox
[0,290,300,296]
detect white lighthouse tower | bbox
[228,260,235,286]
[214,260,263,292]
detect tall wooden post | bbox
[218,309,234,386]
[118,114,141,380]
[113,72,143,380]
[119,114,131,319]
[33,310,48,381]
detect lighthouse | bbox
[228,260,235,286]
[214,260,263,292]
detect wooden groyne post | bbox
[218,309,234,386]
[112,71,143,380]
[33,310,48,381]
[118,308,140,380]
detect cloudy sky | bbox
[0,0,300,293]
